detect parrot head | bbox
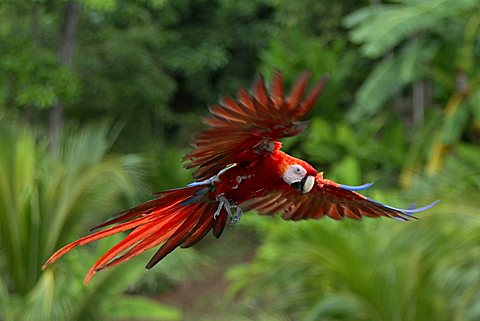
[281,162,317,194]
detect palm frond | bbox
[0,121,182,320]
[344,0,479,58]
[349,38,437,122]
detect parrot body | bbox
[213,147,310,202]
[43,71,437,284]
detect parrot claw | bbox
[230,206,243,225]
[214,195,243,224]
[214,195,229,219]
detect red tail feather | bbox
[42,185,224,285]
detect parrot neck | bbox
[271,149,293,175]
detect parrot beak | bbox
[291,175,315,194]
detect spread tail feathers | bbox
[42,185,226,285]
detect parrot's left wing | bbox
[241,174,438,221]
[184,71,329,181]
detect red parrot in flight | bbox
[42,71,437,284]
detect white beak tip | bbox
[302,175,315,194]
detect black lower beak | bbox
[291,177,307,191]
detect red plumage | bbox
[42,71,437,284]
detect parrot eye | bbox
[293,165,306,174]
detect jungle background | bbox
[1,0,479,320]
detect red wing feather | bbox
[181,212,216,248]
[145,202,211,269]
[184,71,329,180]
[241,175,424,222]
[42,185,225,285]
[212,211,228,238]
[271,72,284,107]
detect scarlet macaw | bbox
[42,71,437,284]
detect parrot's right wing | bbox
[241,174,438,221]
[184,71,329,181]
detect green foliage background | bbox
[0,0,479,320]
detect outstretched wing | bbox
[184,71,329,181]
[240,174,438,221]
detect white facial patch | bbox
[282,164,307,185]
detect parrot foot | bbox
[214,195,230,219]
[214,195,243,224]
[229,206,243,225]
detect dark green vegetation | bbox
[1,0,479,320]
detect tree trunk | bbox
[26,1,42,125]
[412,80,425,126]
[48,1,81,152]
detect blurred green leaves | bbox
[348,39,438,122]
[81,0,117,11]
[343,0,480,178]
[0,122,180,320]
[103,296,179,320]
[344,0,479,59]
[1,43,79,109]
